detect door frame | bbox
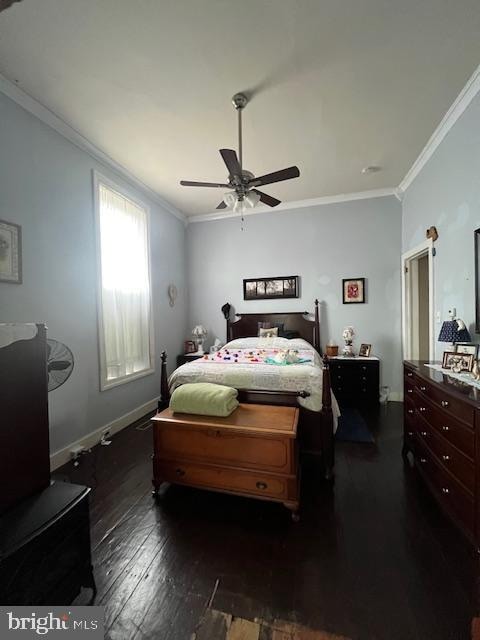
[401,239,435,361]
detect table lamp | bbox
[438,311,470,347]
[192,325,208,354]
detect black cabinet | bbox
[0,481,95,605]
[330,357,380,407]
[176,353,205,367]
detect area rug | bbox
[335,407,374,443]
[192,608,351,640]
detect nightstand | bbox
[176,353,205,367]
[329,356,380,407]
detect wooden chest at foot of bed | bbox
[151,404,300,520]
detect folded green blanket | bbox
[169,382,239,417]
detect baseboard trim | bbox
[50,396,159,471]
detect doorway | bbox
[402,240,434,361]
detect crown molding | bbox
[399,62,480,194]
[0,72,186,223]
[187,187,398,224]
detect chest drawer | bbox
[415,378,473,426]
[416,415,474,493]
[154,425,294,474]
[414,439,475,537]
[413,393,474,459]
[156,459,293,501]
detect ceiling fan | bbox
[180,93,300,215]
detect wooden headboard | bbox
[225,299,321,354]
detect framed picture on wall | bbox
[342,277,365,304]
[0,219,22,284]
[243,276,299,300]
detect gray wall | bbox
[187,197,403,398]
[0,92,187,454]
[402,91,480,358]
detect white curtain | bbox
[98,183,152,384]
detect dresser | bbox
[176,353,204,367]
[403,361,479,545]
[329,357,380,407]
[152,403,300,520]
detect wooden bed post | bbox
[314,299,321,355]
[158,351,170,412]
[321,354,334,480]
[221,302,232,343]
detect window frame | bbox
[93,170,155,391]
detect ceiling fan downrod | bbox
[232,93,248,171]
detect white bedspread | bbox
[169,337,340,430]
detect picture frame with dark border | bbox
[442,350,474,372]
[342,277,365,304]
[243,276,299,301]
[0,219,22,284]
[359,343,372,357]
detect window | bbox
[94,173,154,390]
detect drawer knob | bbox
[420,385,426,392]
[420,431,427,437]
[441,400,450,408]
[407,372,413,377]
[407,431,413,436]
[419,407,426,412]
[337,375,342,380]
[407,409,414,415]
[420,457,426,463]
[442,426,450,432]
[256,481,267,490]
[175,468,186,477]
[442,454,451,461]
[362,366,367,371]
[407,389,413,394]
[442,487,450,494]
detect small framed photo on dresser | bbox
[442,351,474,372]
[455,343,478,357]
[359,343,372,357]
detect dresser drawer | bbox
[415,378,474,426]
[414,440,475,537]
[416,415,474,493]
[413,393,474,459]
[155,425,293,474]
[156,460,295,501]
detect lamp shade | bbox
[192,325,207,338]
[438,320,471,343]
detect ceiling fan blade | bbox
[216,201,228,209]
[252,189,281,208]
[219,149,242,177]
[250,166,300,187]
[180,180,229,188]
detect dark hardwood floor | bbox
[54,403,475,640]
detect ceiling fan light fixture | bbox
[223,191,237,207]
[245,190,261,208]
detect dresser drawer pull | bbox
[337,375,342,380]
[419,407,426,413]
[420,385,426,392]
[441,400,450,408]
[256,481,267,490]
[362,376,367,381]
[441,426,450,432]
[441,455,451,462]
[407,389,413,394]
[362,366,367,371]
[407,372,413,377]
[420,431,427,437]
[442,487,450,494]
[407,409,414,415]
[420,457,426,463]
[175,468,186,477]
[407,431,414,436]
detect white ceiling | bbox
[1,0,480,216]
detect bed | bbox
[158,300,338,479]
